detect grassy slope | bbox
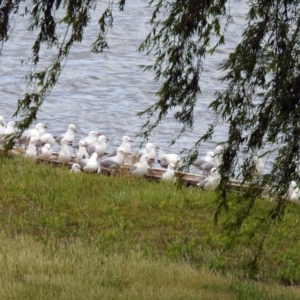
[0,154,300,299]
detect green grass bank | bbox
[0,154,300,299]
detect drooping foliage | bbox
[137,0,300,270]
[209,0,300,225]
[137,0,230,144]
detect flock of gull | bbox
[0,116,299,201]
[0,118,182,184]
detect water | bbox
[0,0,255,171]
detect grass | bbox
[0,234,299,300]
[0,154,300,299]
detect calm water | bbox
[1,1,262,171]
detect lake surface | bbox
[1,0,266,172]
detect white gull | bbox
[0,121,15,145]
[86,135,109,158]
[134,142,158,166]
[129,154,149,178]
[253,156,264,177]
[75,140,89,165]
[101,148,125,169]
[197,167,220,191]
[158,149,180,168]
[25,137,38,161]
[69,163,82,173]
[58,138,72,165]
[18,123,47,148]
[55,124,77,145]
[75,130,101,149]
[80,152,101,173]
[0,116,5,135]
[36,133,56,147]
[161,163,176,182]
[37,143,52,160]
[107,135,133,158]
